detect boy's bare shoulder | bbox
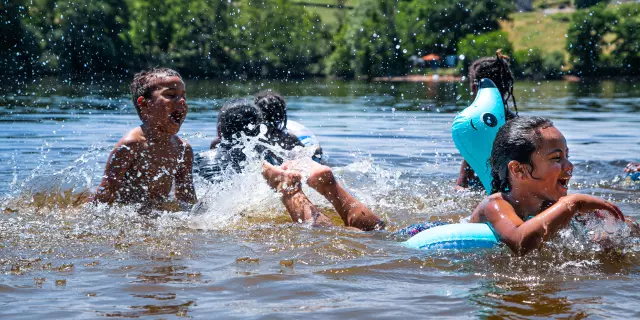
[173,135,193,152]
[114,127,146,151]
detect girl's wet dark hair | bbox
[217,99,262,140]
[254,90,287,131]
[469,50,518,120]
[490,116,554,194]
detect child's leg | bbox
[304,162,385,231]
[262,162,333,227]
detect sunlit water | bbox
[1,79,639,318]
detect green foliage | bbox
[609,3,640,74]
[396,0,515,57]
[233,0,330,78]
[0,0,41,76]
[575,0,609,9]
[457,31,513,74]
[326,0,407,79]
[566,3,614,75]
[126,0,233,77]
[513,48,564,79]
[46,0,132,75]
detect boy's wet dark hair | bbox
[130,68,182,117]
[490,116,554,194]
[254,90,287,131]
[469,50,518,119]
[217,99,262,140]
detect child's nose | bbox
[564,159,574,172]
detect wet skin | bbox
[469,126,624,255]
[262,161,384,231]
[95,76,196,209]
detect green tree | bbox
[396,0,515,57]
[566,3,614,75]
[457,31,513,74]
[127,0,235,76]
[575,0,609,9]
[233,0,330,78]
[610,3,640,74]
[43,0,133,75]
[326,0,407,79]
[513,48,564,79]
[0,0,41,76]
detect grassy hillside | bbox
[293,0,359,28]
[500,11,571,53]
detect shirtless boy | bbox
[94,68,196,210]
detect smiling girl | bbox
[469,116,625,255]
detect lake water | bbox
[1,78,639,318]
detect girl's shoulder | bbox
[470,193,513,223]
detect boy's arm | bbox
[175,143,197,204]
[94,141,137,204]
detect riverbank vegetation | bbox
[1,0,638,80]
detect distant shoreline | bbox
[373,74,583,83]
[373,75,462,82]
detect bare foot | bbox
[306,162,336,194]
[624,162,640,173]
[262,162,302,195]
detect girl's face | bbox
[524,126,574,202]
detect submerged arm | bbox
[175,143,197,204]
[94,141,136,204]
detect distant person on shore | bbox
[456,50,519,190]
[262,161,385,231]
[94,68,196,212]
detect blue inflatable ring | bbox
[403,223,500,250]
[452,79,506,193]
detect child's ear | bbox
[137,96,145,107]
[508,160,528,180]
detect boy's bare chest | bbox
[128,144,183,186]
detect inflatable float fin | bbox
[451,79,506,193]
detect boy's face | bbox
[139,76,187,135]
[522,126,574,202]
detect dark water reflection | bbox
[1,78,639,318]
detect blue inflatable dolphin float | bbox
[452,79,507,193]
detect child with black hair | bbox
[254,90,303,151]
[457,50,518,190]
[469,116,627,255]
[198,99,267,181]
[254,90,323,162]
[95,68,196,210]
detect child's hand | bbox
[565,194,625,220]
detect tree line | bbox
[1,0,638,79]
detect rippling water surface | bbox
[1,79,639,318]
